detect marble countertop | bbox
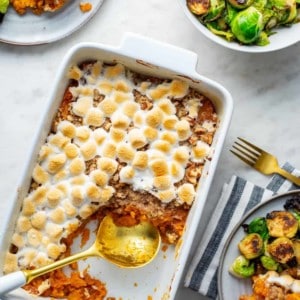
[0,0,299,299]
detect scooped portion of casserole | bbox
[3,60,218,298]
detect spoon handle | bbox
[0,271,26,295]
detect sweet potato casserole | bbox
[3,60,218,299]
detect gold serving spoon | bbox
[0,215,161,296]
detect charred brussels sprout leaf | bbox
[267,237,295,264]
[230,255,255,278]
[207,22,235,40]
[187,0,211,15]
[246,217,269,240]
[231,6,264,43]
[238,233,264,260]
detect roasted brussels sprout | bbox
[230,255,255,278]
[238,233,264,260]
[231,6,264,44]
[0,0,9,23]
[187,0,210,15]
[245,217,269,240]
[203,0,226,21]
[228,0,254,10]
[268,0,298,24]
[266,211,298,238]
[260,255,279,270]
[267,237,295,264]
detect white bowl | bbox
[177,0,300,53]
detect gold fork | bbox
[230,137,300,186]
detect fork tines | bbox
[230,137,262,167]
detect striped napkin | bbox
[184,162,300,299]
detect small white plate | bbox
[218,189,300,300]
[0,0,104,45]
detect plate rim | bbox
[0,0,104,46]
[217,189,300,300]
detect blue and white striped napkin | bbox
[184,162,300,299]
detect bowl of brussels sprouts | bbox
[178,0,300,52]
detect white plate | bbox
[0,0,104,45]
[218,189,300,300]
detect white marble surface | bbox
[0,0,299,299]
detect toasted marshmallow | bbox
[170,79,189,98]
[90,170,107,187]
[192,140,210,163]
[17,215,32,232]
[32,164,49,184]
[47,188,63,208]
[39,145,53,161]
[158,99,176,115]
[111,113,130,129]
[72,97,93,117]
[100,186,115,202]
[116,143,136,163]
[102,141,117,158]
[175,120,191,141]
[170,161,185,182]
[113,91,131,104]
[50,207,65,224]
[93,128,107,144]
[97,157,118,175]
[114,80,131,93]
[79,204,95,219]
[46,223,63,239]
[152,140,171,153]
[62,199,77,217]
[105,63,125,79]
[110,128,126,143]
[119,166,135,184]
[145,107,163,128]
[153,175,172,190]
[160,131,178,145]
[12,233,25,248]
[132,151,148,170]
[149,86,169,100]
[177,183,195,205]
[143,126,158,141]
[80,140,97,160]
[48,134,69,149]
[64,143,79,159]
[98,80,113,94]
[157,189,176,203]
[22,198,35,217]
[98,98,118,116]
[27,228,43,247]
[31,211,47,230]
[58,121,76,138]
[47,243,62,260]
[91,61,102,78]
[123,101,139,118]
[128,129,147,149]
[85,108,105,127]
[69,157,85,175]
[162,115,178,130]
[68,65,82,80]
[86,183,101,201]
[133,111,144,127]
[76,126,91,142]
[71,187,84,207]
[149,159,169,176]
[173,146,190,165]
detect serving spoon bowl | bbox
[0,215,161,296]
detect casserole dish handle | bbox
[120,32,199,76]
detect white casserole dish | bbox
[0,32,233,300]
